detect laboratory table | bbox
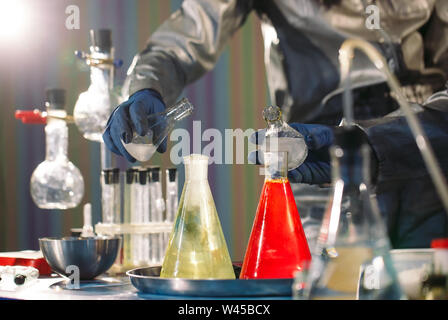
[0,275,290,300]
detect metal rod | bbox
[338,38,448,215]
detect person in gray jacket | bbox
[103,0,448,249]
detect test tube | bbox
[112,168,121,223]
[138,168,150,265]
[164,168,178,254]
[123,168,134,267]
[101,168,120,224]
[149,167,165,264]
[130,168,141,266]
[165,168,178,222]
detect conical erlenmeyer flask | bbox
[122,98,194,162]
[240,151,311,279]
[299,127,403,300]
[259,106,308,170]
[160,154,235,279]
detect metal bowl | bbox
[39,236,121,280]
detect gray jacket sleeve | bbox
[123,0,253,106]
[425,0,448,76]
[359,90,448,183]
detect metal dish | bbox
[39,236,121,280]
[127,265,294,297]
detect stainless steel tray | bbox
[127,265,294,297]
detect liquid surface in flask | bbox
[240,152,311,279]
[160,154,235,279]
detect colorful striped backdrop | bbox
[0,0,269,261]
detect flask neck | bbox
[184,154,209,182]
[263,151,288,181]
[266,119,284,131]
[89,49,114,90]
[166,98,194,122]
[45,111,69,161]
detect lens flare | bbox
[0,0,30,41]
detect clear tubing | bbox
[339,38,448,215]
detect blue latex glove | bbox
[249,123,334,185]
[102,89,167,162]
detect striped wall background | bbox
[0,0,269,261]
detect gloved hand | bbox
[249,123,334,185]
[102,89,167,162]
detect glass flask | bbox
[298,126,403,300]
[160,154,235,279]
[30,89,84,210]
[260,105,308,170]
[240,151,311,279]
[74,29,120,142]
[122,98,194,162]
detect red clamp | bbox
[15,109,47,124]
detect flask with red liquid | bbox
[240,151,311,279]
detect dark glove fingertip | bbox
[288,170,303,183]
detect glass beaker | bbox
[299,127,403,300]
[259,105,308,170]
[160,154,235,279]
[240,151,311,279]
[122,98,194,162]
[30,89,84,210]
